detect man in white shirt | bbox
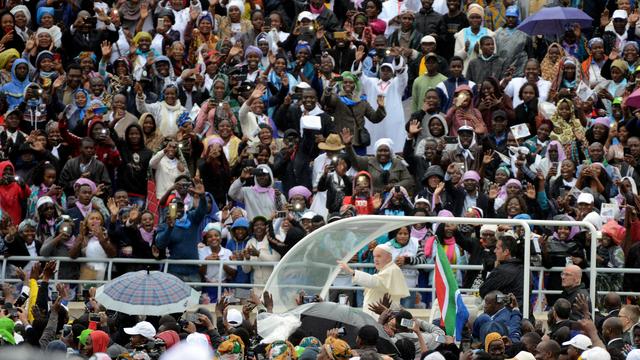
[503,58,551,108]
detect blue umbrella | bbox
[517,7,593,36]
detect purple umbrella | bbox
[626,87,640,109]
[517,7,593,36]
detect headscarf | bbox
[226,0,245,16]
[550,56,584,95]
[89,330,110,354]
[210,73,230,99]
[197,11,214,27]
[176,111,192,127]
[540,43,566,81]
[611,59,628,73]
[267,340,297,360]
[552,215,580,241]
[74,178,97,193]
[76,51,97,64]
[602,220,625,245]
[245,45,262,59]
[549,98,584,144]
[288,186,312,200]
[323,337,351,360]
[588,37,603,49]
[0,318,15,345]
[295,41,312,55]
[11,6,30,26]
[374,138,393,154]
[216,334,245,358]
[338,71,363,105]
[133,32,153,46]
[156,330,180,349]
[36,7,53,25]
[78,329,93,346]
[0,49,19,70]
[252,164,275,201]
[543,140,567,162]
[71,88,91,120]
[425,210,457,260]
[484,332,503,352]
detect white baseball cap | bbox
[577,192,595,204]
[297,11,315,21]
[508,352,536,360]
[226,308,243,327]
[301,211,317,220]
[421,35,436,44]
[124,321,156,340]
[581,347,611,360]
[562,334,592,351]
[612,9,628,19]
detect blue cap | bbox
[231,217,250,229]
[505,5,519,18]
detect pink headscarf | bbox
[544,140,567,162]
[424,210,457,261]
[74,178,97,193]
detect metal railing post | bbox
[589,225,598,319]
[107,260,113,281]
[1,258,6,283]
[218,258,223,301]
[519,220,532,317]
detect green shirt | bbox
[411,73,447,113]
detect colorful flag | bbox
[434,242,469,341]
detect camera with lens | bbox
[133,338,165,360]
[495,293,510,306]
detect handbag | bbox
[347,105,371,147]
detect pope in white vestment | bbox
[338,244,410,318]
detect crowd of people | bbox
[0,0,638,357]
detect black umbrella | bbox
[286,302,399,355]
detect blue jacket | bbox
[472,306,522,342]
[1,59,30,109]
[156,196,207,275]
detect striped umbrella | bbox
[95,270,200,316]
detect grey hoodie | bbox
[228,164,287,220]
[392,320,445,357]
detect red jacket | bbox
[0,161,30,225]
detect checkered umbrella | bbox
[95,270,200,316]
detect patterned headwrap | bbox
[216,334,245,357]
[197,11,214,27]
[267,340,297,360]
[323,337,351,360]
[295,41,312,55]
[76,51,97,63]
[176,111,192,127]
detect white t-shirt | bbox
[198,245,233,283]
[504,77,551,108]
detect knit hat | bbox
[484,332,503,352]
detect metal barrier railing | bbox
[0,256,636,311]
